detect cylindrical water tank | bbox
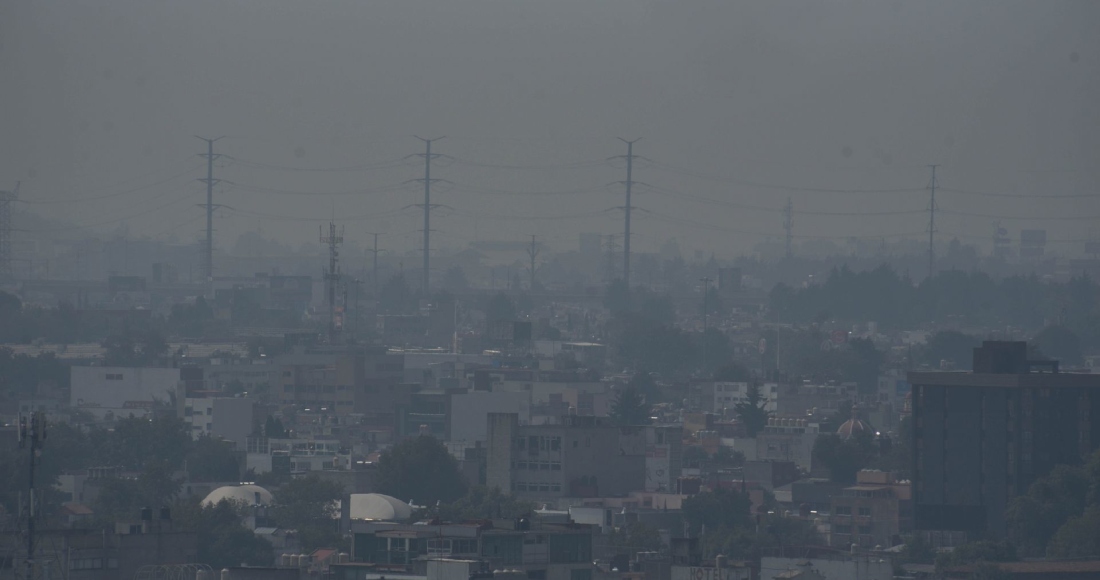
[221,569,231,580]
[195,570,212,580]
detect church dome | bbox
[202,484,274,507]
[836,407,874,439]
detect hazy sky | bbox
[3,0,1098,258]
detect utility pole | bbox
[782,197,794,260]
[527,235,540,290]
[927,164,938,279]
[320,222,344,342]
[413,136,445,296]
[19,411,46,580]
[197,136,223,293]
[614,138,641,287]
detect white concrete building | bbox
[713,381,778,414]
[182,396,255,448]
[70,367,181,419]
[449,390,531,445]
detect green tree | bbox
[173,498,273,568]
[484,292,517,327]
[1046,505,1100,558]
[713,363,751,382]
[272,475,345,551]
[264,416,288,438]
[376,436,468,505]
[442,266,469,292]
[920,331,982,370]
[187,436,241,483]
[437,486,533,521]
[610,522,662,553]
[712,446,745,468]
[379,273,417,314]
[102,329,169,367]
[935,540,1016,572]
[734,383,770,437]
[1005,464,1091,555]
[812,433,872,484]
[1032,325,1083,366]
[610,385,650,426]
[682,489,751,534]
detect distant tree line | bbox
[769,266,1099,340]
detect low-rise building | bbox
[487,414,653,500]
[828,470,911,549]
[349,519,596,580]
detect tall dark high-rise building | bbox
[909,341,1100,537]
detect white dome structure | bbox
[348,493,412,521]
[202,484,274,507]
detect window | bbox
[105,373,123,381]
[834,525,851,534]
[518,461,529,470]
[858,507,871,517]
[518,438,527,450]
[858,525,872,535]
[551,437,561,451]
[551,462,562,471]
[835,506,851,515]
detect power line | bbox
[937,186,1100,199]
[447,156,606,170]
[224,181,410,197]
[225,155,408,172]
[647,161,924,194]
[14,165,200,205]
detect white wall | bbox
[71,367,181,419]
[450,391,531,444]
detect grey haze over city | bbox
[3,0,1098,259]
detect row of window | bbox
[514,482,562,493]
[834,506,872,516]
[517,436,563,451]
[514,461,562,471]
[833,525,872,535]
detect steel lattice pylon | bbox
[0,189,13,279]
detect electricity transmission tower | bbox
[783,197,794,259]
[365,232,381,296]
[926,164,938,279]
[0,181,19,280]
[196,136,223,292]
[411,136,447,296]
[527,235,542,290]
[612,138,641,287]
[320,222,344,342]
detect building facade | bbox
[909,341,1100,537]
[487,414,648,500]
